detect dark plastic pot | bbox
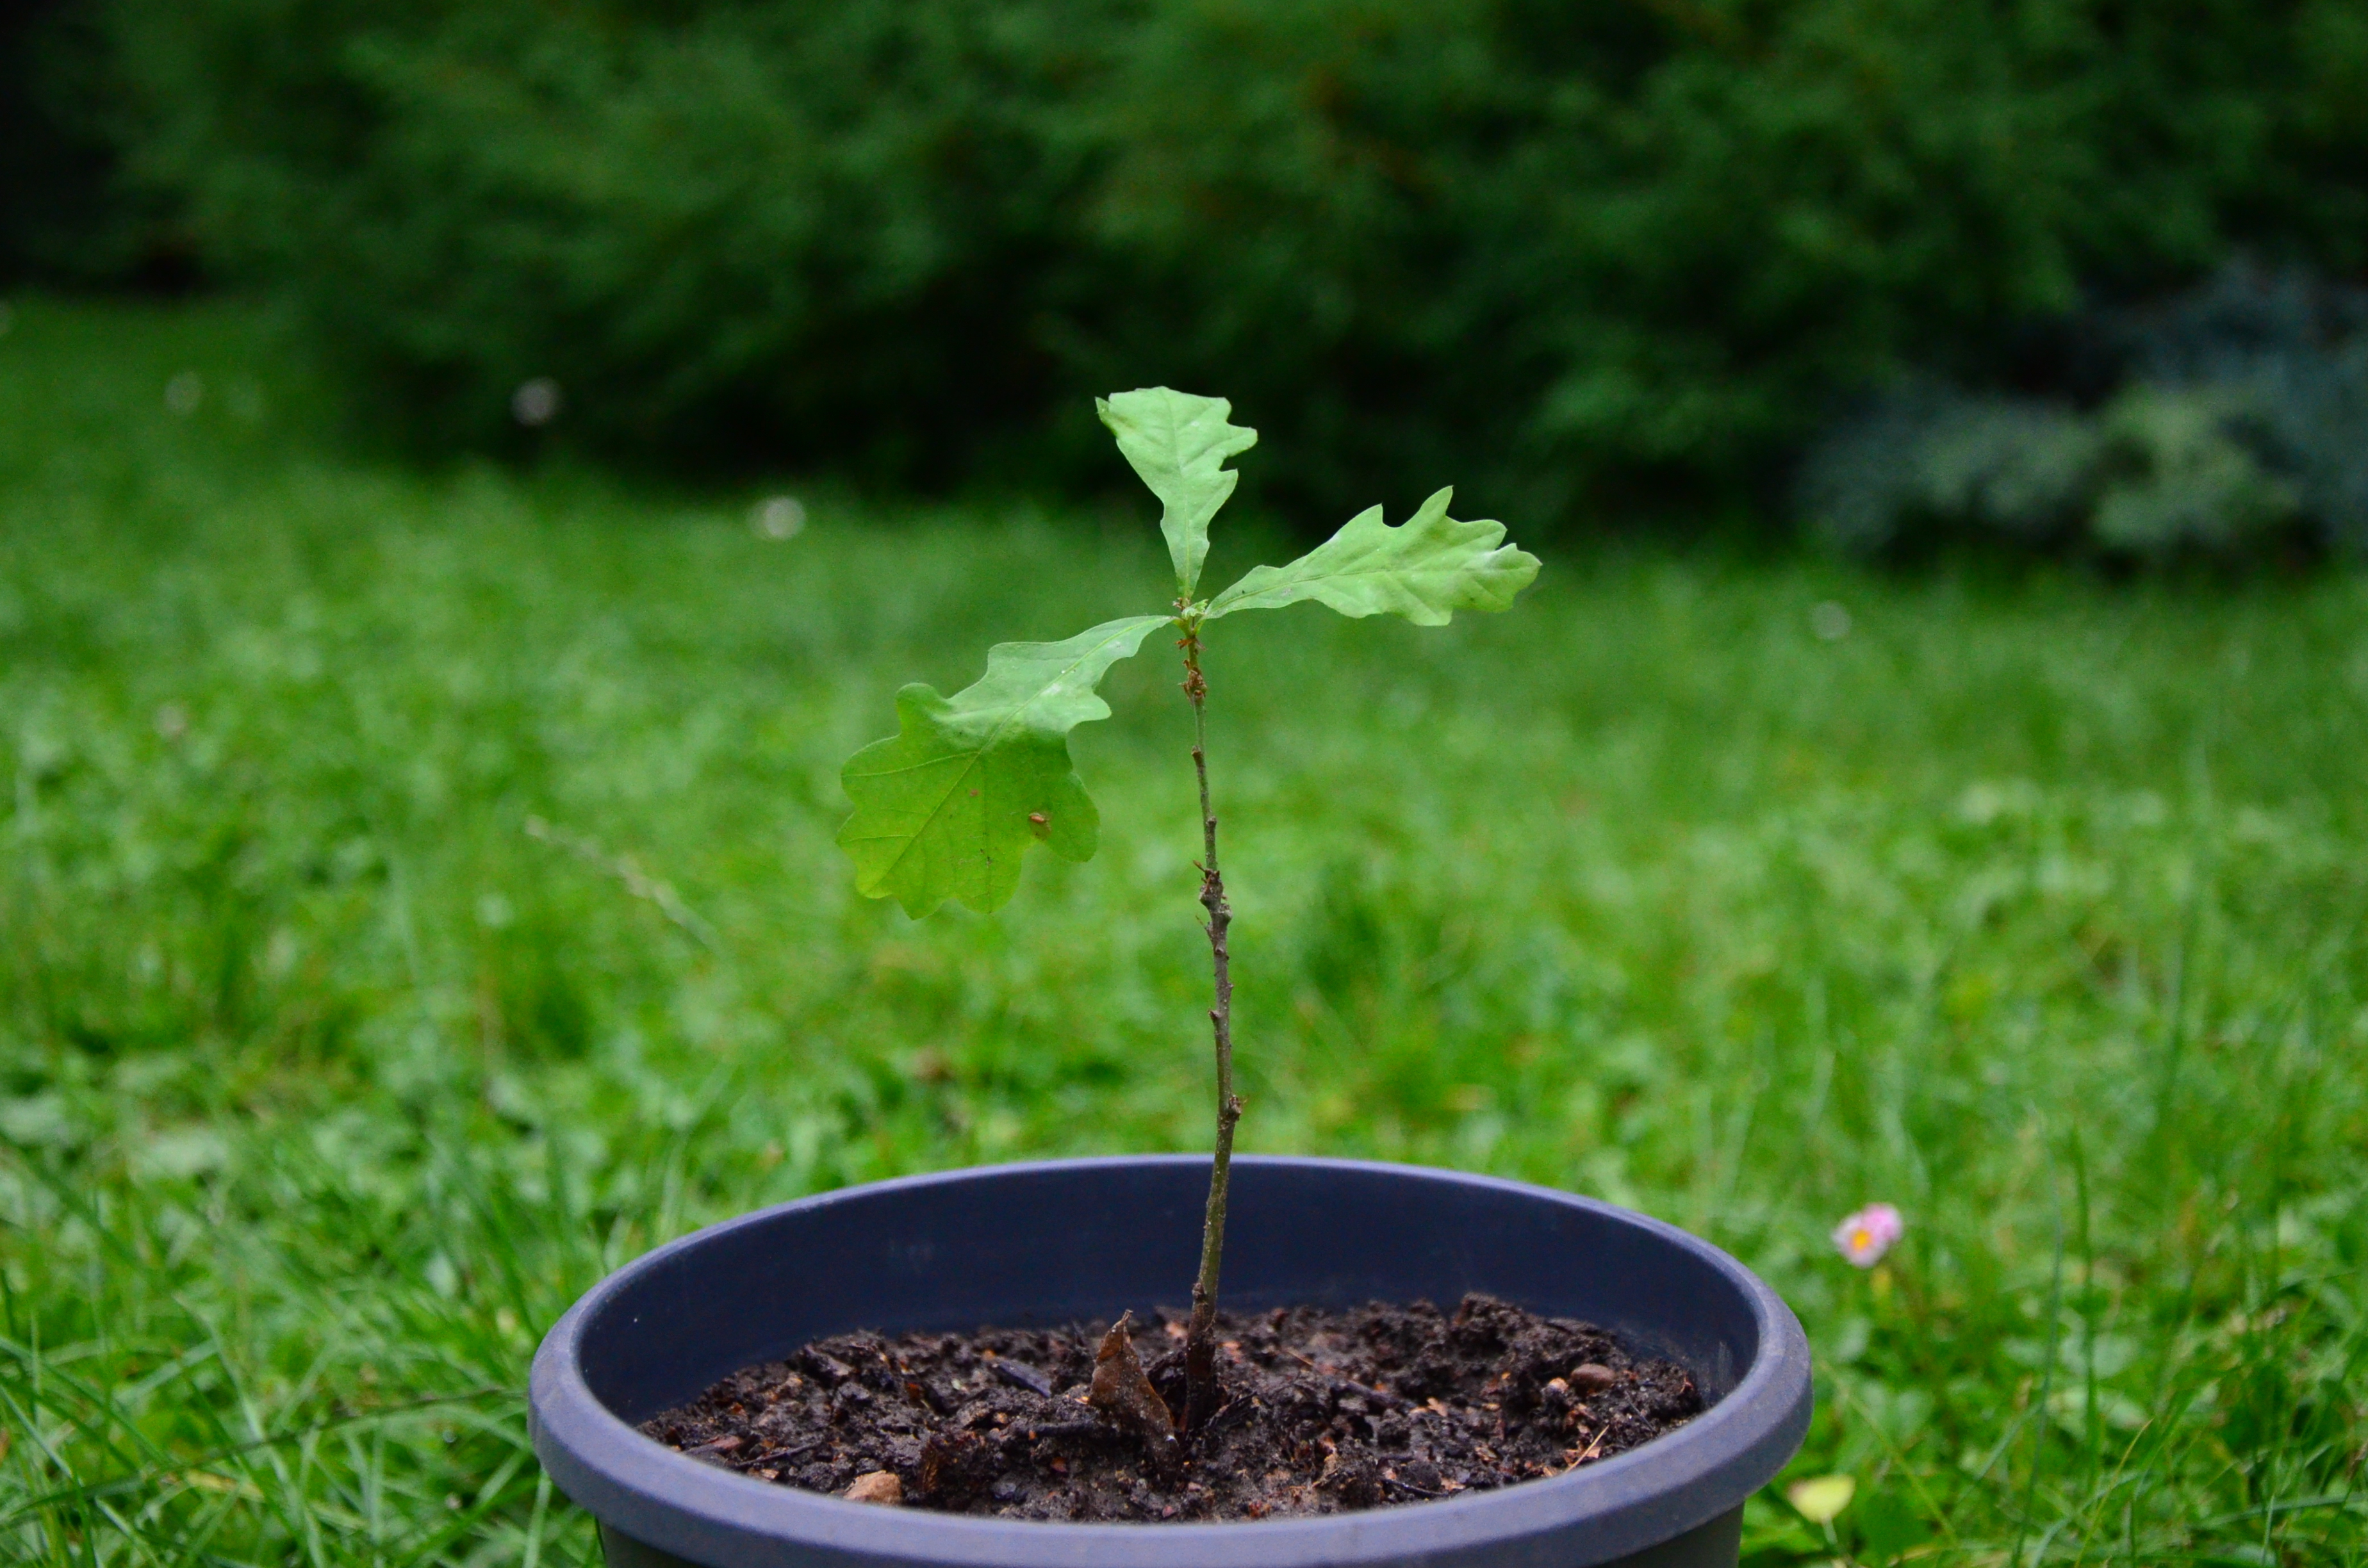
[531,1156,1810,1568]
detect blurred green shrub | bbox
[2090,388,2302,556]
[1799,265,2368,561]
[94,0,2368,518]
[1799,392,2103,553]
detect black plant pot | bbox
[531,1157,1811,1568]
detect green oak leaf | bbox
[1205,487,1539,625]
[838,615,1168,918]
[1096,387,1258,597]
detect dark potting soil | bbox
[639,1294,1706,1523]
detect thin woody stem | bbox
[1178,610,1240,1434]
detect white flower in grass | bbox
[512,377,562,427]
[1832,1202,1902,1268]
[752,495,805,539]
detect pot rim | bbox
[531,1155,1811,1568]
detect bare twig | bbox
[1177,608,1243,1435]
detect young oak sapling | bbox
[836,388,1540,1439]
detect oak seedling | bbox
[838,387,1540,1433]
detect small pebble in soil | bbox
[1569,1362,1620,1394]
[639,1294,1706,1523]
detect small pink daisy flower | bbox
[1832,1203,1902,1268]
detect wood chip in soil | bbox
[639,1293,1706,1522]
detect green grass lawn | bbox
[2,296,2363,1566]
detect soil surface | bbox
[639,1294,1706,1523]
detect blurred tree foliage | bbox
[90,0,2368,518]
[1,0,170,284]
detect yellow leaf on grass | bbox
[1787,1473,1857,1523]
